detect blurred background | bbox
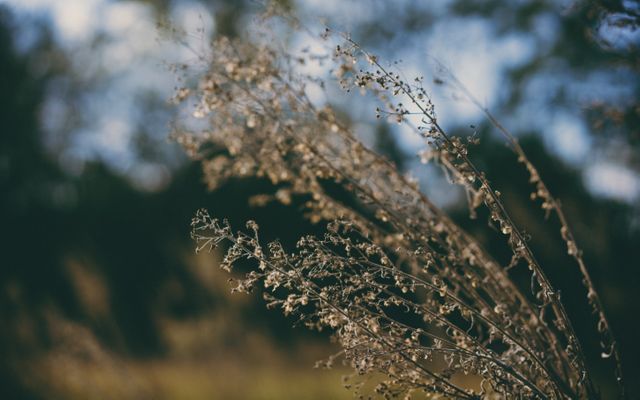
[0,0,638,398]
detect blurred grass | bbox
[31,357,351,400]
[7,254,354,400]
[18,313,353,400]
[137,361,350,400]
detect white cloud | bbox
[423,18,535,126]
[102,1,147,34]
[545,114,592,165]
[585,163,640,202]
[6,0,106,43]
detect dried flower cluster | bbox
[171,18,624,399]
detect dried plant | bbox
[170,13,624,399]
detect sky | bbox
[3,0,639,203]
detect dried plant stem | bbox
[440,68,625,397]
[172,19,625,397]
[343,36,593,397]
